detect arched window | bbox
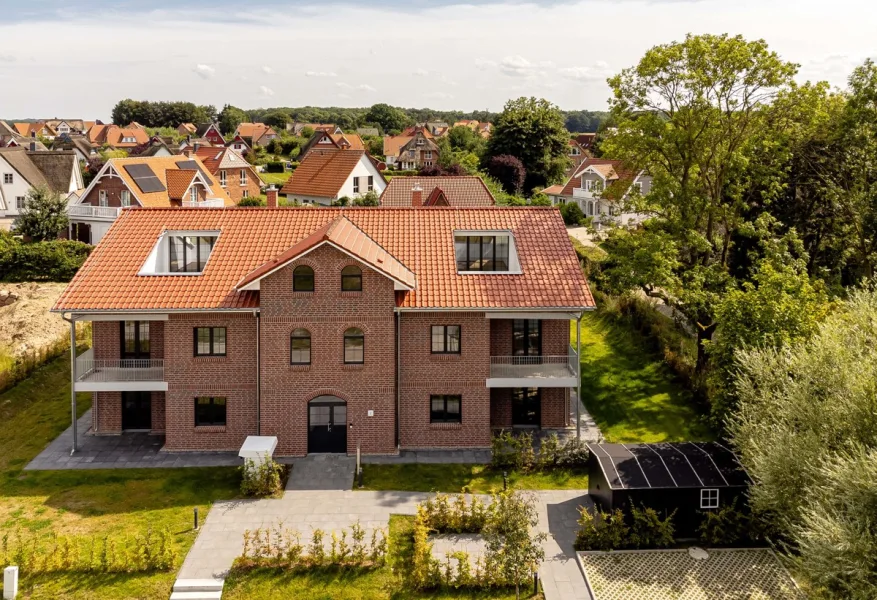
[293,265,314,292]
[341,265,362,291]
[344,327,364,364]
[290,328,311,364]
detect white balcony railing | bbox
[489,352,577,380]
[74,348,165,384]
[68,204,122,219]
[572,188,597,200]
[181,198,225,208]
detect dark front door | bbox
[308,398,347,453]
[512,388,541,426]
[120,321,151,363]
[122,391,152,430]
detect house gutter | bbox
[394,309,401,449]
[253,309,261,435]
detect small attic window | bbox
[454,231,521,274]
[138,231,220,276]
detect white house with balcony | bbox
[544,158,651,228]
[0,148,82,231]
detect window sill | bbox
[194,425,226,433]
[289,364,311,371]
[342,363,365,370]
[429,422,462,429]
[429,354,461,361]
[340,291,363,297]
[291,291,315,297]
[194,355,227,361]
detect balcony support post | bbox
[66,315,78,454]
[576,312,582,441]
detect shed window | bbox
[290,328,311,364]
[700,488,719,509]
[341,265,362,291]
[344,327,364,363]
[194,397,226,426]
[293,265,315,292]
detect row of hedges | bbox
[0,232,92,282]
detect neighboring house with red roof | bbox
[544,158,651,227]
[52,206,593,455]
[567,138,592,174]
[280,149,386,205]
[88,125,150,150]
[13,121,57,139]
[298,131,365,161]
[290,122,342,135]
[191,146,263,203]
[234,123,278,147]
[194,123,225,145]
[380,176,495,207]
[384,127,439,170]
[68,155,233,244]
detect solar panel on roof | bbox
[124,164,155,178]
[177,159,213,186]
[699,442,751,486]
[124,163,167,193]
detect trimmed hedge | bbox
[264,161,286,173]
[0,235,92,282]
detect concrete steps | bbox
[169,578,224,600]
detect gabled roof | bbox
[0,147,49,188]
[90,125,150,148]
[541,184,565,196]
[192,147,262,183]
[380,176,496,207]
[559,158,638,197]
[237,215,416,291]
[25,151,78,192]
[425,187,449,206]
[165,169,198,200]
[399,133,439,154]
[195,123,221,138]
[383,135,412,158]
[179,123,197,134]
[331,133,364,150]
[279,149,369,199]
[13,122,56,137]
[52,207,594,313]
[235,123,276,142]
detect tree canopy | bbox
[111,99,216,127]
[363,103,410,134]
[15,186,69,241]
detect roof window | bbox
[139,231,220,275]
[454,231,521,274]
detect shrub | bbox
[559,201,586,225]
[264,161,285,173]
[237,197,264,207]
[420,493,489,534]
[0,234,92,282]
[575,505,675,551]
[240,455,285,497]
[628,505,675,549]
[240,522,387,569]
[15,185,69,241]
[569,236,607,279]
[491,429,588,472]
[697,499,752,546]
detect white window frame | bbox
[367,176,374,192]
[353,177,360,194]
[3,173,12,184]
[99,189,108,207]
[700,488,719,509]
[242,189,249,198]
[633,181,643,193]
[15,196,26,210]
[220,170,227,187]
[425,151,432,159]
[120,190,131,207]
[240,169,247,186]
[190,186,198,203]
[583,179,594,192]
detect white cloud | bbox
[306,70,337,77]
[261,65,274,74]
[336,82,353,90]
[259,85,274,97]
[558,63,613,82]
[499,55,533,77]
[358,84,377,92]
[475,57,497,70]
[192,63,215,79]
[413,68,429,76]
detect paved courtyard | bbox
[178,454,594,600]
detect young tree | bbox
[483,490,547,599]
[485,154,526,195]
[598,34,799,372]
[484,97,569,192]
[730,288,877,599]
[16,185,69,241]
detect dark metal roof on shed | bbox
[588,442,750,491]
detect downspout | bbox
[253,310,261,435]
[576,312,583,441]
[394,310,401,449]
[62,314,78,454]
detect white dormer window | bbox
[120,190,131,207]
[583,179,594,192]
[139,230,221,275]
[454,231,521,274]
[122,136,136,143]
[220,170,227,186]
[240,170,247,186]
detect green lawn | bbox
[359,464,587,493]
[222,515,540,600]
[577,312,713,442]
[259,171,291,186]
[0,355,241,599]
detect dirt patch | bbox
[0,282,69,357]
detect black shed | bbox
[586,442,751,538]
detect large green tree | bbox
[730,288,877,599]
[15,186,69,241]
[364,103,410,134]
[484,97,569,192]
[218,104,248,136]
[598,34,799,371]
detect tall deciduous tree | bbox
[484,97,569,192]
[485,154,526,195]
[218,104,248,136]
[16,186,69,241]
[730,288,877,600]
[598,34,798,372]
[364,103,410,134]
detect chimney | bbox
[412,183,422,207]
[266,185,278,208]
[30,141,36,151]
[194,142,200,152]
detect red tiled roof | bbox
[53,207,594,312]
[380,176,495,207]
[280,149,365,198]
[165,169,198,200]
[559,158,636,196]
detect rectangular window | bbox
[169,235,216,273]
[634,181,643,193]
[290,333,311,365]
[194,327,226,356]
[194,396,227,426]
[430,394,462,423]
[344,331,364,364]
[367,176,374,192]
[431,325,461,354]
[99,190,108,207]
[353,177,360,194]
[454,235,510,272]
[242,189,249,198]
[240,169,247,186]
[512,319,541,356]
[700,489,719,509]
[220,170,227,186]
[15,196,26,210]
[190,186,198,203]
[425,151,432,159]
[120,190,131,207]
[3,173,12,184]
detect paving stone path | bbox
[178,455,594,600]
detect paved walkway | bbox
[178,455,593,600]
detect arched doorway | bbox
[308,396,347,453]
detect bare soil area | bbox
[0,282,68,356]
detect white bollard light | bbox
[3,566,19,599]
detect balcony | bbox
[487,346,578,388]
[73,348,167,392]
[181,198,226,208]
[572,187,597,200]
[68,204,122,220]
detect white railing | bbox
[181,198,225,208]
[489,355,577,379]
[75,348,165,383]
[68,204,122,219]
[572,188,597,200]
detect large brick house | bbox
[383,128,440,170]
[53,207,594,456]
[190,146,263,203]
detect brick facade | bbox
[217,167,261,203]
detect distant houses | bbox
[0,148,83,230]
[380,176,495,207]
[279,149,385,205]
[234,123,279,147]
[383,126,440,170]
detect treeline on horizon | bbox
[104,99,607,134]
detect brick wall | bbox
[489,318,570,355]
[259,244,397,456]
[81,175,131,207]
[489,387,569,429]
[219,167,261,203]
[162,312,258,451]
[399,311,491,449]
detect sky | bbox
[0,0,874,121]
